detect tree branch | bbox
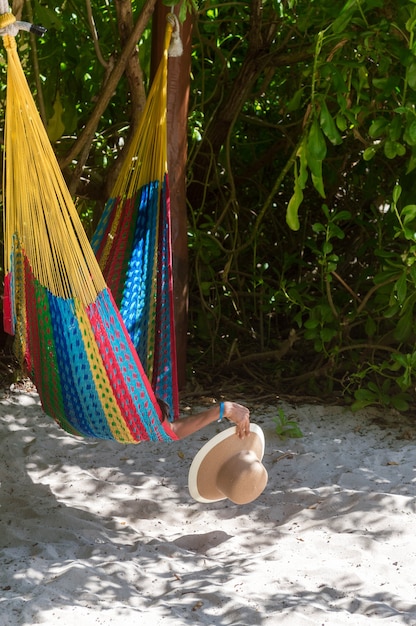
[61,0,157,194]
[104,0,147,195]
[85,0,109,69]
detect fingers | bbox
[237,424,249,438]
[223,401,250,438]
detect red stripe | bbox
[87,292,168,441]
[106,197,135,305]
[3,272,13,335]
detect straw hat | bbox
[188,424,267,505]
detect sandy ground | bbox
[1,387,416,625]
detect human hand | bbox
[222,401,250,438]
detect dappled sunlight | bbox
[1,391,416,624]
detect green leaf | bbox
[383,303,400,318]
[319,99,342,145]
[332,2,356,34]
[179,2,188,23]
[311,173,325,199]
[287,89,304,112]
[46,92,65,143]
[384,139,399,159]
[393,184,402,203]
[363,146,377,161]
[388,116,402,142]
[406,153,416,174]
[403,119,416,146]
[200,281,213,296]
[368,118,388,139]
[401,204,416,224]
[332,210,352,222]
[286,190,302,231]
[304,318,320,329]
[286,162,303,231]
[365,316,376,338]
[273,410,303,440]
[408,61,416,90]
[391,395,409,411]
[307,119,327,161]
[329,223,345,239]
[320,327,337,342]
[306,142,325,197]
[286,142,310,231]
[406,7,416,34]
[33,4,64,29]
[394,307,413,342]
[354,388,378,402]
[395,272,407,304]
[336,113,347,132]
[372,77,400,94]
[403,226,416,241]
[321,203,330,219]
[298,141,309,187]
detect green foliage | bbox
[273,408,304,440]
[186,0,416,413]
[163,0,198,23]
[32,1,118,133]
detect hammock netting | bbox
[2,10,179,443]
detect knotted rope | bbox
[167,12,183,58]
[0,0,46,47]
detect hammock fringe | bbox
[2,10,179,442]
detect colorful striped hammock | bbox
[2,7,179,443]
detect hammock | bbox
[1,6,179,443]
[91,19,179,422]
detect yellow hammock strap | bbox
[2,31,14,50]
[95,13,183,276]
[111,17,174,199]
[2,30,107,305]
[0,11,15,29]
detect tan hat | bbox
[188,424,267,505]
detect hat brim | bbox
[188,423,265,503]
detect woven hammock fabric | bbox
[92,19,179,420]
[1,21,177,442]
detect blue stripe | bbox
[120,181,159,367]
[48,294,115,440]
[95,289,172,442]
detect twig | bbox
[357,276,397,314]
[331,270,361,302]
[223,330,298,368]
[60,0,157,185]
[85,0,108,69]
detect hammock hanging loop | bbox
[0,10,15,29]
[0,2,46,38]
[167,12,183,58]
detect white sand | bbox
[1,388,416,625]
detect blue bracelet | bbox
[218,402,224,422]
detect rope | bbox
[0,2,46,37]
[167,12,183,58]
[0,0,10,17]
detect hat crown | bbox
[217,449,268,505]
[188,424,268,504]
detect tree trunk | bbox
[151,3,192,389]
[187,1,278,209]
